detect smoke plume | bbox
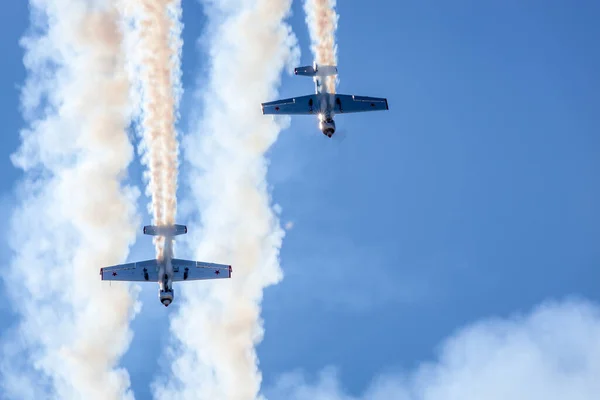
[304,0,338,93]
[152,0,298,399]
[0,1,140,399]
[126,0,182,258]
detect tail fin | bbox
[143,224,187,236]
[295,63,337,77]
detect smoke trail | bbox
[128,0,182,259]
[152,0,298,399]
[0,1,140,399]
[304,0,338,93]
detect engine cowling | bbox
[159,289,174,307]
[319,118,336,137]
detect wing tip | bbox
[229,265,232,278]
[385,99,389,110]
[100,268,104,280]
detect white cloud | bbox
[264,299,600,400]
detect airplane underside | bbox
[100,224,232,306]
[260,62,388,138]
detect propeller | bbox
[331,129,348,143]
[311,127,348,143]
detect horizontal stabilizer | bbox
[295,64,337,77]
[143,224,187,236]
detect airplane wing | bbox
[100,259,159,282]
[261,95,318,115]
[334,94,389,114]
[171,258,232,282]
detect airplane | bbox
[261,62,389,137]
[99,224,231,306]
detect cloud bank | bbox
[265,299,600,400]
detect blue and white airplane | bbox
[261,62,389,137]
[100,224,231,306]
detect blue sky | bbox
[1,1,600,399]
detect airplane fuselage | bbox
[101,224,231,307]
[261,62,388,139]
[158,236,175,306]
[314,76,337,137]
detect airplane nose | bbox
[162,299,171,307]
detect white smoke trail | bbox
[304,0,339,93]
[125,0,182,259]
[0,1,140,399]
[152,0,299,399]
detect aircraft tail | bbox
[295,63,337,77]
[143,224,187,236]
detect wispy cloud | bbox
[1,1,140,398]
[265,299,600,400]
